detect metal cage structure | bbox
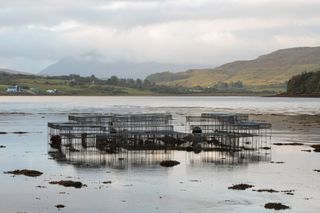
[186,113,271,152]
[48,112,272,165]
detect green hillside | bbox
[146,47,320,87]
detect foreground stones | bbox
[264,202,290,210]
[4,169,43,177]
[49,180,85,188]
[228,184,254,190]
[160,160,180,167]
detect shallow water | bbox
[0,96,319,212]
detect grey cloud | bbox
[0,0,319,72]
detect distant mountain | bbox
[40,56,211,79]
[146,47,320,87]
[0,68,29,75]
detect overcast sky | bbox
[0,0,320,73]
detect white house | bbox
[46,89,57,94]
[6,85,21,93]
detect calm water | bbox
[0,96,319,213]
[0,96,319,115]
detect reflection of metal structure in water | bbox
[49,149,173,170]
[186,149,271,166]
[48,112,271,166]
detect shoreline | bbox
[267,92,320,98]
[0,92,276,97]
[1,94,319,98]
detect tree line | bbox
[287,70,320,95]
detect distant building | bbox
[46,89,57,94]
[6,85,21,93]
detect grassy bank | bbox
[0,72,280,96]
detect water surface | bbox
[0,96,319,212]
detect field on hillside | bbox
[0,74,155,96]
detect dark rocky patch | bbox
[310,144,320,152]
[273,143,304,146]
[271,161,285,164]
[264,202,290,210]
[228,184,254,190]
[253,189,279,193]
[55,204,65,209]
[281,190,295,195]
[0,145,6,148]
[49,180,84,188]
[301,150,312,152]
[160,160,180,167]
[314,169,320,172]
[12,131,28,134]
[0,132,8,134]
[260,147,271,150]
[102,181,112,184]
[285,192,294,195]
[281,190,295,193]
[4,169,43,177]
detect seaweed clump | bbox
[264,202,290,210]
[228,184,254,190]
[271,161,285,164]
[49,180,84,188]
[160,160,180,167]
[273,143,304,146]
[12,131,28,134]
[4,169,43,177]
[253,189,279,193]
[55,204,65,209]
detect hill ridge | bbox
[146,46,320,87]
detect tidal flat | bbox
[0,96,319,212]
